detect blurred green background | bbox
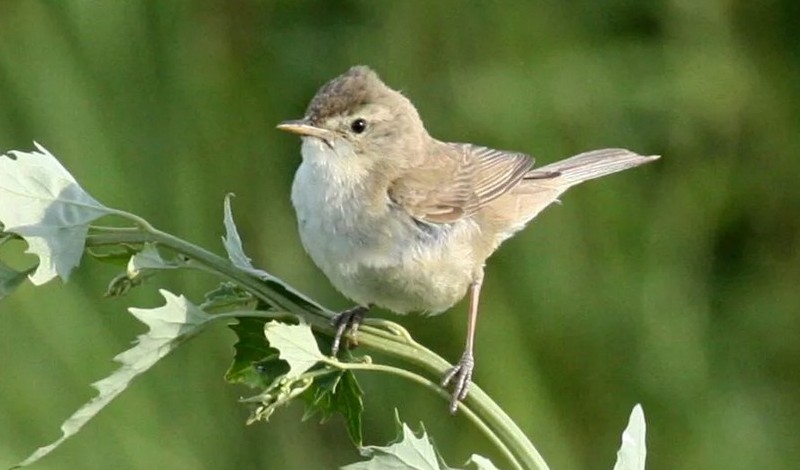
[1,1,798,469]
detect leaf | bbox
[303,370,364,446]
[225,317,287,389]
[342,413,453,470]
[0,261,35,301]
[127,243,176,277]
[221,194,325,313]
[466,455,502,470]
[0,143,112,285]
[13,290,213,468]
[221,194,275,281]
[613,404,647,470]
[263,320,324,378]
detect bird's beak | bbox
[276,119,333,141]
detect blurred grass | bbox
[1,1,799,469]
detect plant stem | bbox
[331,360,523,470]
[85,222,549,470]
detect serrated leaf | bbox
[303,370,364,446]
[225,317,287,389]
[342,416,453,470]
[0,261,35,301]
[264,320,324,378]
[0,144,112,285]
[14,290,213,468]
[221,195,324,313]
[613,404,647,470]
[466,454,502,470]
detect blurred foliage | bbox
[1,1,799,469]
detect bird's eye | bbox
[350,118,367,134]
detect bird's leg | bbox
[331,305,369,356]
[441,267,484,414]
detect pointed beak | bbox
[276,119,333,141]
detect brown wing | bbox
[388,143,534,223]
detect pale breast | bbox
[290,142,480,313]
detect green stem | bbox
[85,217,549,470]
[330,360,523,470]
[211,310,291,322]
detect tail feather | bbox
[526,148,660,188]
[498,148,659,235]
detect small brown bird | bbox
[278,66,658,413]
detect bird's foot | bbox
[441,351,474,414]
[331,305,368,356]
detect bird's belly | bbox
[300,214,476,314]
[339,245,475,314]
[292,162,477,314]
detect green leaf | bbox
[221,194,325,313]
[225,317,288,389]
[0,261,35,301]
[13,290,213,468]
[263,320,324,378]
[342,413,454,470]
[303,370,364,446]
[0,144,113,285]
[612,404,647,470]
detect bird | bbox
[277,65,659,413]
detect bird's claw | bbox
[441,352,474,414]
[331,305,368,356]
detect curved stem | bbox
[85,221,549,470]
[211,310,291,322]
[329,360,523,470]
[353,332,549,470]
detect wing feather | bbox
[388,143,534,224]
